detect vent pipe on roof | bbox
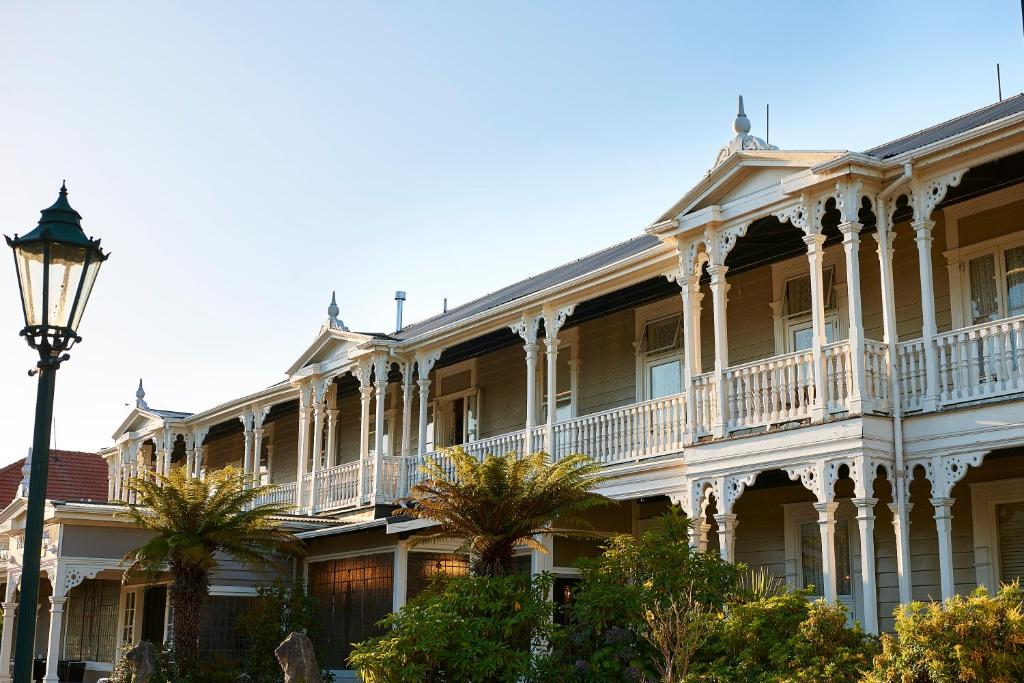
[443,297,448,313]
[395,291,406,331]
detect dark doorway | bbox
[140,586,167,645]
[553,577,580,626]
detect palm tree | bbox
[122,465,303,678]
[404,447,608,576]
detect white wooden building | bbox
[4,94,1024,681]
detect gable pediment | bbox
[286,329,375,378]
[112,408,166,441]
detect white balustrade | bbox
[550,393,686,464]
[310,461,361,511]
[461,430,527,459]
[863,339,890,411]
[250,481,297,509]
[723,349,815,431]
[896,339,927,412]
[823,341,852,413]
[934,314,1024,405]
[692,371,716,436]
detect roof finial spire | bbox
[733,95,751,135]
[325,291,348,332]
[136,378,148,409]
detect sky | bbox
[0,1,1022,464]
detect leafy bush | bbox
[238,579,322,683]
[688,591,877,683]
[348,573,555,682]
[542,509,744,682]
[865,583,1024,683]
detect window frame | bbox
[783,502,859,622]
[953,235,1024,326]
[969,477,1024,589]
[771,254,848,355]
[634,297,688,402]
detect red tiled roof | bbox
[0,450,108,509]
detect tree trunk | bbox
[169,561,210,678]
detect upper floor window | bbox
[782,268,837,352]
[964,243,1024,325]
[641,314,683,399]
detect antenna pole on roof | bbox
[443,297,448,313]
[997,63,1003,101]
[766,103,770,145]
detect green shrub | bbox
[238,579,322,683]
[348,573,555,683]
[865,583,1024,683]
[542,509,744,682]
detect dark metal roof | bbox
[150,408,191,419]
[394,234,661,340]
[864,94,1024,159]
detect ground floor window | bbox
[407,552,469,601]
[308,553,394,669]
[997,500,1024,583]
[64,579,119,662]
[798,519,852,596]
[199,595,254,664]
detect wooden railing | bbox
[934,314,1024,406]
[550,393,686,464]
[723,348,815,431]
[863,340,891,411]
[896,339,927,412]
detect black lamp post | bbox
[5,183,107,683]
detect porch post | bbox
[679,270,700,441]
[41,564,68,683]
[325,385,339,469]
[162,429,173,480]
[932,497,956,600]
[913,219,940,411]
[853,497,879,633]
[310,399,325,514]
[240,409,255,488]
[252,406,270,488]
[713,513,737,562]
[294,383,312,510]
[814,501,839,602]
[805,232,829,421]
[840,220,866,413]
[0,577,17,683]
[512,314,542,453]
[373,354,389,500]
[708,264,730,437]
[184,439,195,483]
[357,365,373,503]
[875,202,914,603]
[393,542,409,612]
[400,363,414,458]
[542,305,573,456]
[415,350,441,457]
[192,429,208,480]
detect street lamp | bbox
[5,183,107,683]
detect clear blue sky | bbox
[0,1,1020,463]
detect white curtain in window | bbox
[968,254,999,324]
[1005,246,1024,318]
[649,359,682,399]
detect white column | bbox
[192,430,207,480]
[294,384,312,510]
[713,513,737,562]
[814,501,839,602]
[393,542,409,612]
[888,501,913,604]
[511,315,542,452]
[416,379,431,456]
[913,219,940,411]
[0,577,17,683]
[400,366,414,458]
[253,428,265,487]
[310,401,325,513]
[932,497,956,600]
[805,233,829,421]
[876,207,914,604]
[358,383,373,502]
[240,410,255,488]
[163,431,173,479]
[853,497,879,634]
[373,354,388,500]
[841,221,866,413]
[680,273,700,441]
[41,587,67,683]
[185,443,195,482]
[708,264,729,437]
[107,457,116,501]
[326,384,339,469]
[544,336,559,453]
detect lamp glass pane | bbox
[46,243,88,329]
[70,256,103,332]
[13,242,47,327]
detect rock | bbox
[275,632,322,683]
[125,640,158,683]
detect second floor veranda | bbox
[104,133,1024,516]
